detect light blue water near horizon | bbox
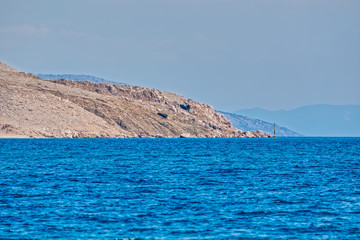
[0,138,359,239]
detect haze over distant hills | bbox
[218,111,302,137]
[37,74,123,85]
[234,105,360,137]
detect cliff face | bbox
[0,62,271,138]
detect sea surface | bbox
[0,138,359,239]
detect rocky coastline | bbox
[0,62,271,139]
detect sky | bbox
[1,0,359,111]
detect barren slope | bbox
[0,62,271,138]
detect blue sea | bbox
[0,138,359,239]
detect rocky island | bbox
[0,62,271,138]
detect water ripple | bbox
[0,137,359,239]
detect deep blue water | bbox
[0,138,359,239]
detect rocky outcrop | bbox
[0,62,271,138]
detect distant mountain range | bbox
[37,74,123,85]
[218,111,302,137]
[234,104,360,137]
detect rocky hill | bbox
[37,74,122,84]
[0,62,271,138]
[218,111,302,137]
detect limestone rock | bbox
[0,62,271,139]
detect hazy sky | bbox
[1,0,359,111]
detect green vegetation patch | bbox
[157,112,168,119]
[96,98,106,102]
[209,123,217,130]
[180,104,191,111]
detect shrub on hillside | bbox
[180,104,190,111]
[157,112,168,119]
